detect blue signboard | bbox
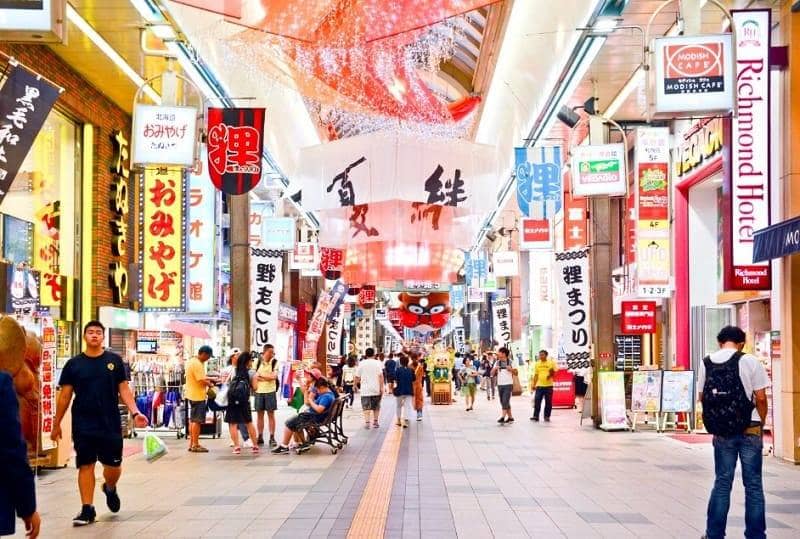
[515,146,563,218]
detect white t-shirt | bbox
[496,362,513,386]
[697,348,769,422]
[356,359,384,397]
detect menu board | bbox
[631,370,662,412]
[661,370,695,413]
[598,371,628,430]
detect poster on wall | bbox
[187,151,216,313]
[661,370,695,413]
[0,64,61,206]
[8,266,39,313]
[132,104,197,167]
[250,248,283,350]
[570,144,627,197]
[39,315,56,450]
[631,370,663,412]
[554,248,591,371]
[635,127,671,297]
[514,145,562,218]
[653,33,734,114]
[3,214,33,263]
[141,168,185,310]
[491,298,511,347]
[206,107,265,195]
[598,371,628,430]
[725,9,771,291]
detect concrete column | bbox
[590,197,615,423]
[230,194,250,349]
[779,4,800,463]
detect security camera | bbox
[557,106,581,129]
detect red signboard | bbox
[520,218,550,249]
[563,190,588,250]
[206,107,265,195]
[621,301,657,334]
[551,369,576,409]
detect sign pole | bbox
[230,194,251,349]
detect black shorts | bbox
[286,412,320,432]
[74,435,123,468]
[188,399,206,423]
[254,392,277,412]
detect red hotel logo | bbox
[664,42,725,95]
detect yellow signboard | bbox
[142,168,184,310]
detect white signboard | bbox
[492,298,511,347]
[326,306,344,364]
[728,9,771,291]
[132,104,198,167]
[571,143,627,197]
[250,248,283,350]
[653,33,734,114]
[467,286,483,304]
[187,153,216,313]
[453,327,466,353]
[295,132,498,212]
[289,241,319,270]
[261,217,296,250]
[0,0,64,42]
[555,248,591,371]
[492,251,519,277]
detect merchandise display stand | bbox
[131,355,186,439]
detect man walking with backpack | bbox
[699,326,769,539]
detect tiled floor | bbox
[12,392,800,538]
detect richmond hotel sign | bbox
[725,9,771,291]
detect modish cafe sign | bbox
[724,9,771,290]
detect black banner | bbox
[753,215,800,263]
[0,64,61,206]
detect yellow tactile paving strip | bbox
[346,426,404,538]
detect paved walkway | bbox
[14,392,800,538]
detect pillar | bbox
[230,194,250,349]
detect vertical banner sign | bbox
[306,279,348,346]
[0,64,60,205]
[290,241,319,270]
[453,327,466,353]
[554,248,591,371]
[635,127,671,297]
[109,131,130,305]
[726,10,771,290]
[141,168,184,310]
[206,107,265,195]
[449,285,465,312]
[491,298,511,347]
[514,146,562,218]
[40,316,56,451]
[326,305,343,364]
[187,151,216,313]
[355,313,374,358]
[250,248,283,349]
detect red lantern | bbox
[358,285,376,308]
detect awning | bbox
[752,215,800,263]
[167,320,211,339]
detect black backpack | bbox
[228,375,251,406]
[701,352,754,436]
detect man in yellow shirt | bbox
[185,346,215,452]
[254,344,279,447]
[530,350,557,422]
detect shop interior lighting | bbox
[593,17,620,33]
[130,0,165,23]
[66,5,161,104]
[471,34,606,253]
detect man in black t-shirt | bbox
[52,321,148,527]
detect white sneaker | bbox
[244,439,253,448]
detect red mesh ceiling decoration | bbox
[172,0,497,123]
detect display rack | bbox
[130,355,185,439]
[614,335,642,371]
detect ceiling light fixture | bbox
[129,0,165,23]
[66,5,161,104]
[593,17,620,33]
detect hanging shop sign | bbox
[725,9,771,291]
[514,145,563,218]
[326,304,344,364]
[621,300,657,334]
[40,272,64,307]
[307,279,348,346]
[520,218,551,250]
[206,107,265,195]
[555,248,591,371]
[187,153,216,313]
[141,168,185,311]
[492,251,519,277]
[653,33,734,114]
[261,217,296,250]
[673,117,724,180]
[529,251,552,327]
[355,312,374,358]
[109,131,130,305]
[289,241,319,270]
[570,143,627,197]
[131,104,197,167]
[467,286,483,304]
[319,247,344,277]
[0,64,61,206]
[248,200,274,247]
[453,327,466,354]
[33,201,60,274]
[39,315,56,450]
[295,132,497,211]
[0,0,65,42]
[635,127,671,297]
[464,251,488,285]
[449,285,465,312]
[250,248,283,349]
[563,189,588,250]
[278,302,297,323]
[8,265,39,313]
[491,297,511,347]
